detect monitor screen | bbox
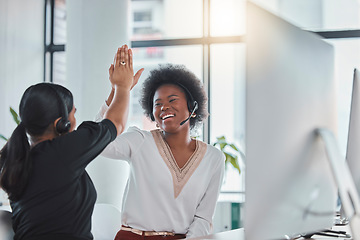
[245,2,338,240]
[346,68,360,197]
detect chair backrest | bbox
[91,203,122,240]
[0,210,14,240]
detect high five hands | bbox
[109,45,144,91]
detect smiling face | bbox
[153,84,190,133]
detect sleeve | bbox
[99,126,146,161]
[186,151,225,238]
[94,101,108,123]
[55,119,117,173]
[94,102,146,162]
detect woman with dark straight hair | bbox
[0,45,143,240]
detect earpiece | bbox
[56,117,71,134]
[149,83,197,123]
[180,101,198,126]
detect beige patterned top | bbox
[151,129,207,198]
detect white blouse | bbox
[96,103,225,238]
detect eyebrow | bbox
[154,94,179,102]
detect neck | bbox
[30,132,58,147]
[162,130,193,150]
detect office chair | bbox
[0,210,14,240]
[91,203,122,240]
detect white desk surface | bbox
[189,228,244,240]
[189,225,352,240]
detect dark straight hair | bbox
[0,83,73,201]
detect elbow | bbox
[115,124,126,136]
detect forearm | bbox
[105,87,115,106]
[104,86,130,135]
[187,217,212,238]
[188,158,225,238]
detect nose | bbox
[161,103,169,111]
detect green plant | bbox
[0,107,20,142]
[213,136,244,175]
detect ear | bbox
[53,117,62,134]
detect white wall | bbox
[66,0,131,209]
[0,0,44,203]
[0,0,132,210]
[0,0,44,144]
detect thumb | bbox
[109,64,114,78]
[134,68,144,82]
[131,68,144,90]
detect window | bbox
[44,0,66,84]
[44,0,360,201]
[130,0,245,199]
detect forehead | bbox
[153,84,186,100]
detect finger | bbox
[116,47,121,66]
[124,45,129,66]
[129,48,133,69]
[120,45,125,66]
[113,51,117,65]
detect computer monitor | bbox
[339,68,360,239]
[245,2,338,240]
[346,68,360,197]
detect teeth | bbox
[162,114,174,120]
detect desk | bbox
[189,228,244,240]
[189,225,351,240]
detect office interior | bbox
[1,0,360,238]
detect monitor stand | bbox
[316,128,360,240]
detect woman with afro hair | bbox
[96,63,225,240]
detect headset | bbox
[149,82,198,125]
[46,84,71,134]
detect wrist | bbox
[114,84,131,91]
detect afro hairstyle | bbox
[139,64,208,129]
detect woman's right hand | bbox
[106,46,144,106]
[109,45,134,90]
[109,45,135,90]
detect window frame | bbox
[44,0,65,83]
[43,0,360,196]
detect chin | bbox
[161,125,182,134]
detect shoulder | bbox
[205,143,224,157]
[198,142,225,175]
[199,141,226,164]
[78,119,114,131]
[78,119,117,141]
[126,126,152,137]
[118,126,154,143]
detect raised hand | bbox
[109,45,134,90]
[109,46,144,90]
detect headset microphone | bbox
[180,101,198,126]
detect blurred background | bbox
[1,0,360,232]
